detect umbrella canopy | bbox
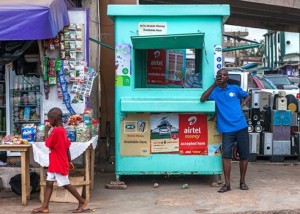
[0,0,69,40]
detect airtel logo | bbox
[154,50,160,58]
[188,116,197,125]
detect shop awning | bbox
[131,33,204,49]
[0,0,69,40]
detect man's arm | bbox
[200,82,218,102]
[241,94,251,107]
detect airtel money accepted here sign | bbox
[179,114,208,155]
[147,50,167,85]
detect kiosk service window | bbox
[131,33,204,89]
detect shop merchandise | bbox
[1,134,29,145]
[1,22,99,144]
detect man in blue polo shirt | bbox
[200,68,250,193]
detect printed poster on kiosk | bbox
[147,49,167,85]
[147,49,186,86]
[115,44,131,86]
[120,113,150,156]
[207,119,222,156]
[179,114,208,155]
[166,50,186,86]
[150,113,179,153]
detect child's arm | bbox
[45,124,51,139]
[67,149,71,162]
[68,149,75,170]
[44,124,53,148]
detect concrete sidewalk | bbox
[1,161,300,214]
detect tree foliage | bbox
[240,40,265,57]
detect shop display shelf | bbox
[13,104,39,107]
[12,88,40,93]
[14,120,41,123]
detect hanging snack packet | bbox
[55,59,62,72]
[48,76,57,86]
[43,57,49,81]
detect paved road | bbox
[1,161,300,214]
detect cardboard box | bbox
[50,176,84,203]
[7,156,21,166]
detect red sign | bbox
[167,51,185,85]
[147,49,167,85]
[179,114,208,155]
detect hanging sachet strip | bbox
[57,61,76,115]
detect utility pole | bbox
[234,31,237,66]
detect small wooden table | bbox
[32,136,98,203]
[0,144,31,206]
[38,144,95,203]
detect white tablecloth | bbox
[32,136,98,167]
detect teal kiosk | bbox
[108,4,230,180]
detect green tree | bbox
[240,40,265,57]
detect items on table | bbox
[92,119,99,137]
[66,126,76,142]
[2,109,100,144]
[35,124,45,142]
[62,108,99,142]
[1,134,29,145]
[21,124,36,142]
[76,123,90,142]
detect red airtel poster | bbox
[147,49,167,85]
[179,114,208,155]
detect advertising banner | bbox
[120,113,150,156]
[179,114,208,155]
[167,50,186,86]
[150,113,179,153]
[115,44,131,86]
[207,120,222,156]
[147,49,167,85]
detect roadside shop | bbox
[0,0,99,205]
[107,4,230,180]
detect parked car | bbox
[253,76,277,89]
[225,67,276,90]
[263,74,299,90]
[225,67,300,100]
[288,76,300,88]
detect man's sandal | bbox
[218,184,231,193]
[240,182,249,190]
